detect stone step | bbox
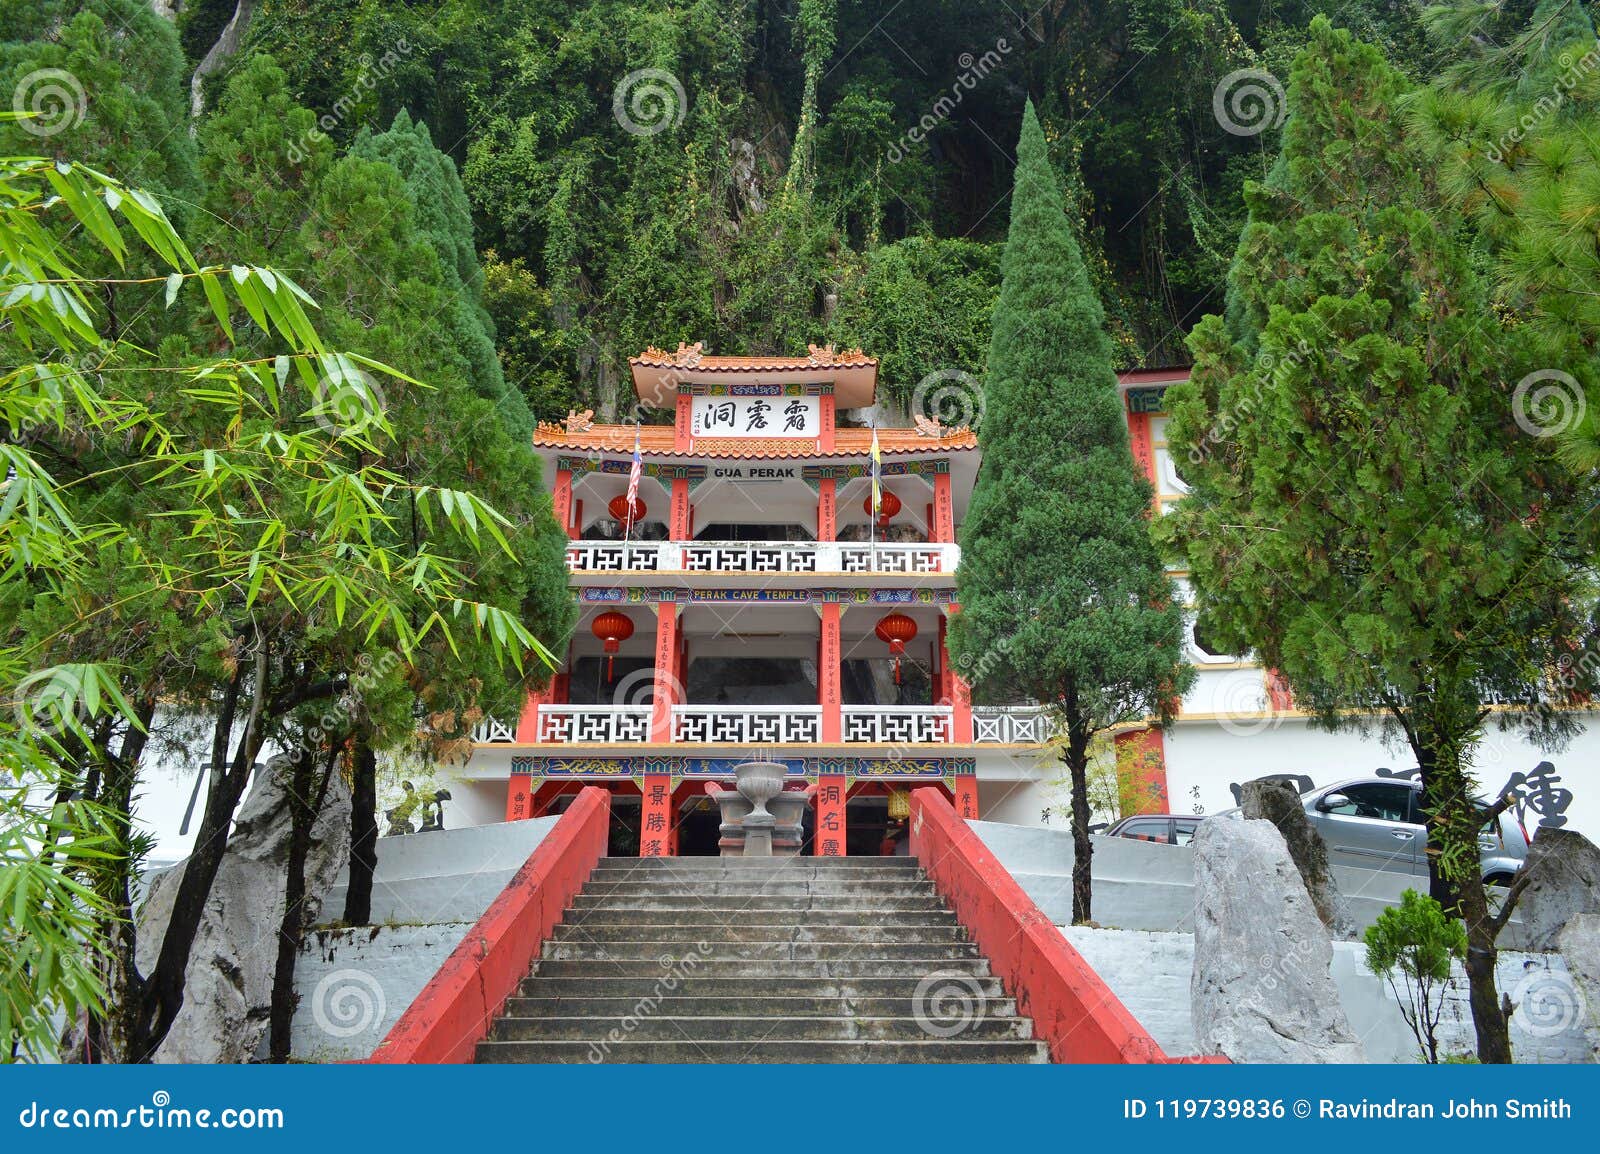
[569,893,946,913]
[516,975,1007,1000]
[596,856,923,871]
[499,994,1021,1019]
[476,1039,1049,1063]
[578,880,937,898]
[542,940,981,963]
[527,957,992,980]
[552,922,969,944]
[489,1014,1033,1042]
[559,906,957,928]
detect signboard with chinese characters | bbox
[690,394,820,438]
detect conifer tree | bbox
[1162,17,1600,1063]
[948,100,1191,924]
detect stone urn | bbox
[734,760,787,857]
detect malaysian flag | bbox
[624,427,642,538]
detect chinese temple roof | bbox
[629,342,880,409]
[531,420,979,460]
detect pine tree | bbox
[1162,17,1600,1063]
[948,100,1192,925]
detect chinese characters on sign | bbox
[690,395,820,438]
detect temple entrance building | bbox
[458,342,1072,855]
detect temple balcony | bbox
[471,703,1056,749]
[565,540,959,583]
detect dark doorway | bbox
[846,795,891,858]
[676,795,722,856]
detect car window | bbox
[1173,819,1199,847]
[1323,783,1413,822]
[1119,819,1170,844]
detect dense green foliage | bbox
[948,102,1191,925]
[218,0,1445,415]
[1160,16,1600,1062]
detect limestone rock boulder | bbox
[1240,778,1355,939]
[137,755,352,1063]
[1191,816,1366,1063]
[1516,828,1600,951]
[1556,913,1600,1062]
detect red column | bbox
[819,394,836,452]
[953,776,980,820]
[1114,727,1170,815]
[933,470,954,543]
[670,476,691,541]
[819,602,842,743]
[641,774,671,856]
[515,681,550,743]
[1125,410,1160,513]
[552,466,576,539]
[817,477,837,541]
[505,772,534,821]
[674,394,692,451]
[650,602,680,743]
[816,775,847,857]
[945,606,973,742]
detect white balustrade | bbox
[563,540,959,576]
[565,541,665,571]
[841,705,952,744]
[471,717,517,744]
[671,705,821,743]
[971,706,1057,744]
[680,542,819,574]
[837,543,954,574]
[537,705,651,743]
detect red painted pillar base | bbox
[641,774,672,856]
[815,775,847,857]
[953,776,979,821]
[1114,727,1170,815]
[506,772,533,821]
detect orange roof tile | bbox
[531,423,978,459]
[630,342,877,372]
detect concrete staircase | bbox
[475,856,1049,1063]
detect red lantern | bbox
[874,612,918,684]
[863,488,902,528]
[608,494,645,529]
[591,610,635,680]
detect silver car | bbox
[1300,776,1528,885]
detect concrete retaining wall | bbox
[972,818,1532,948]
[1062,926,1593,1064]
